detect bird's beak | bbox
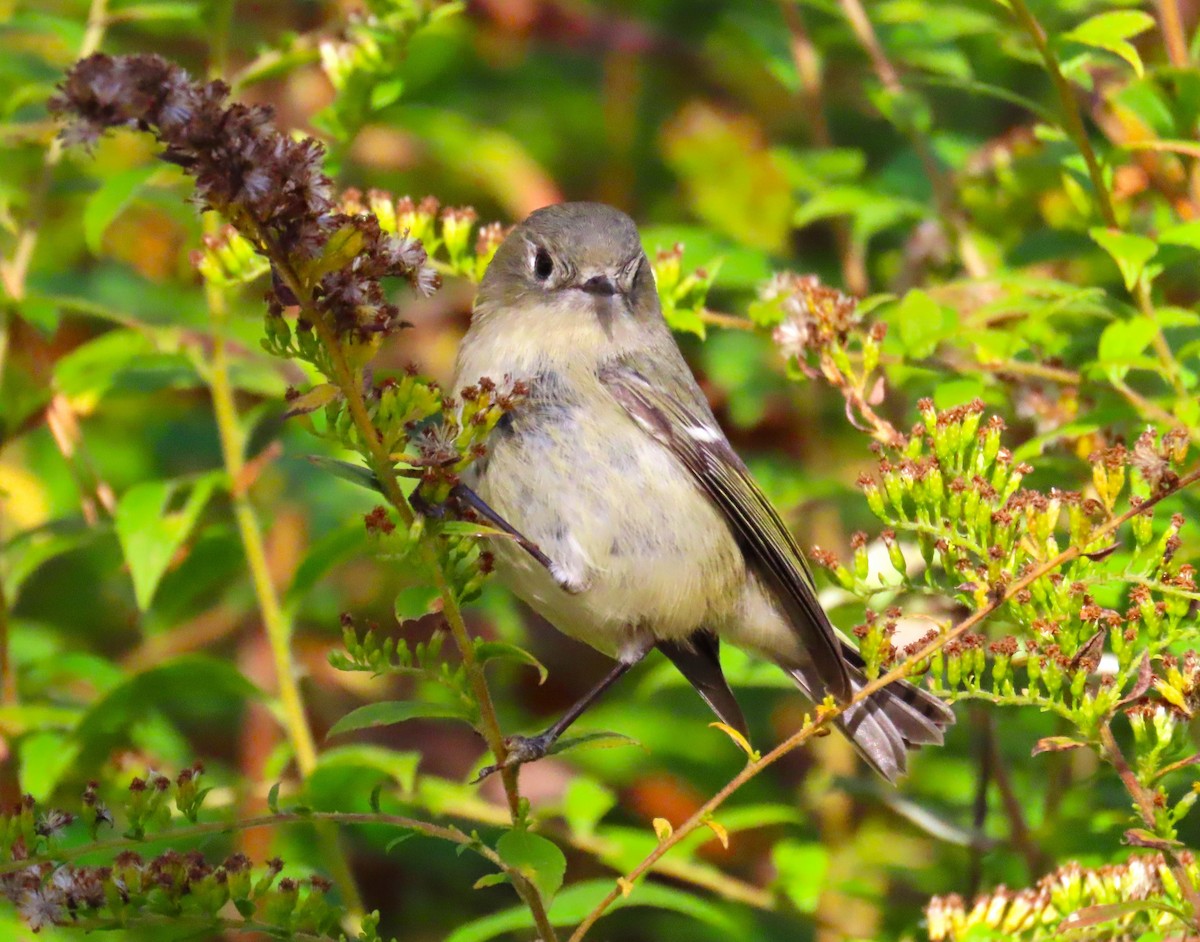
[580,274,619,297]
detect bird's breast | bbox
[469,384,746,653]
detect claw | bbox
[471,733,555,783]
[409,489,449,520]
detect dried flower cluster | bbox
[763,273,865,359]
[926,852,1200,940]
[51,53,438,339]
[0,777,378,939]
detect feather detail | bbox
[600,360,851,702]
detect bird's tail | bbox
[788,642,954,783]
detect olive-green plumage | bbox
[454,202,953,781]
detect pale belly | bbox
[470,401,748,658]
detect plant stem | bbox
[1,811,501,878]
[1157,0,1190,67]
[203,274,364,916]
[567,463,1200,942]
[1098,722,1200,926]
[263,253,555,941]
[1007,0,1118,229]
[207,283,317,776]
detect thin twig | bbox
[260,244,557,942]
[983,711,1047,878]
[567,463,1200,942]
[0,810,508,882]
[1007,0,1118,229]
[1136,279,1189,400]
[1157,0,1190,68]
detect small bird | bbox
[452,202,953,782]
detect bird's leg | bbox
[474,640,652,782]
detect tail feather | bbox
[789,642,955,783]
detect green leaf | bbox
[496,829,566,901]
[84,165,157,255]
[546,730,641,757]
[107,1,202,22]
[326,700,474,739]
[1,518,101,602]
[473,872,509,890]
[1160,221,1200,251]
[1098,317,1157,377]
[285,523,364,612]
[72,655,261,766]
[282,383,341,418]
[19,730,81,802]
[313,744,423,796]
[443,878,740,942]
[394,584,440,622]
[1062,11,1156,77]
[304,455,384,493]
[474,641,548,684]
[773,841,829,913]
[890,289,958,358]
[561,777,616,838]
[1089,227,1158,291]
[114,473,223,611]
[310,224,367,279]
[267,782,281,814]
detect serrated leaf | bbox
[326,700,474,739]
[1062,11,1156,77]
[474,641,548,684]
[114,473,223,611]
[1090,227,1158,290]
[652,817,672,841]
[496,829,565,901]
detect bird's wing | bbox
[600,360,850,701]
[657,632,749,738]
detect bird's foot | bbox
[472,732,556,783]
[409,489,450,520]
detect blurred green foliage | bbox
[2,0,1200,940]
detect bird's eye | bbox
[533,247,554,281]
